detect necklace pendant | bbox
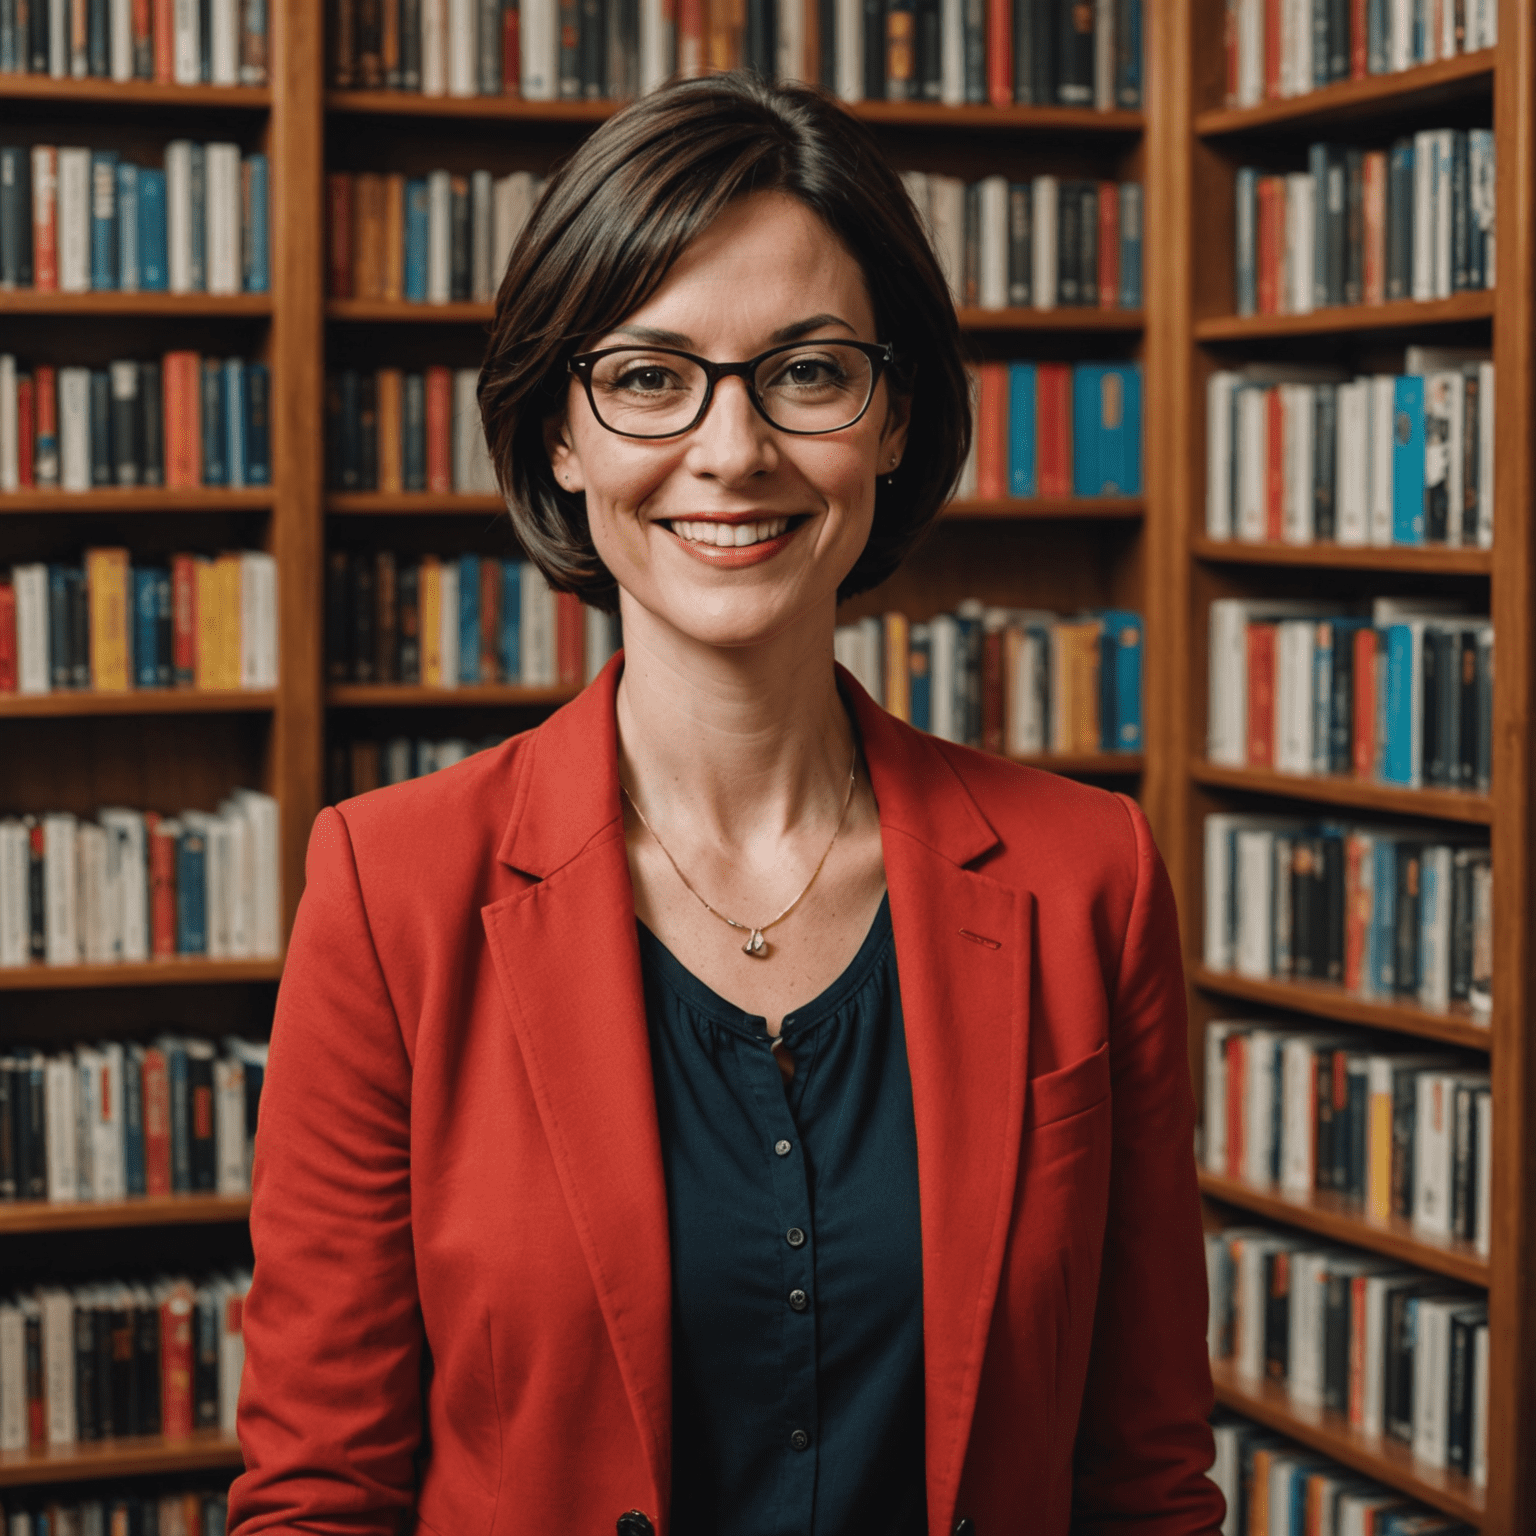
[743,929,768,957]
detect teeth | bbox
[669,518,790,548]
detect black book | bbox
[1054,0,1092,105]
[139,361,163,485]
[1263,1250,1290,1382]
[48,568,71,689]
[882,0,913,102]
[607,0,638,97]
[1056,182,1080,306]
[1331,1050,1355,1194]
[1383,1285,1424,1442]
[1460,364,1481,545]
[0,1055,14,1200]
[1435,626,1461,793]
[1327,0,1348,79]
[1447,1310,1482,1474]
[862,0,884,98]
[89,368,112,485]
[449,176,471,300]
[1078,182,1097,307]
[324,372,344,489]
[744,0,774,78]
[397,561,421,683]
[92,1303,114,1439]
[1473,629,1492,792]
[0,146,33,289]
[1385,139,1413,302]
[961,183,980,307]
[30,0,48,72]
[1321,1269,1351,1412]
[155,568,172,686]
[374,549,397,684]
[109,1300,137,1437]
[401,0,422,88]
[1345,1057,1368,1195]
[579,0,606,97]
[818,0,837,88]
[110,361,140,486]
[186,1040,217,1191]
[1322,147,1346,307]
[1314,1047,1337,1191]
[558,0,581,97]
[1450,849,1477,1002]
[1450,129,1471,292]
[1029,0,1055,104]
[1392,844,1422,998]
[1455,630,1478,789]
[1391,1065,1419,1217]
[194,1291,220,1428]
[1322,832,1345,984]
[351,552,377,685]
[68,566,89,688]
[75,1302,99,1442]
[1007,183,1031,305]
[26,821,45,962]
[135,1301,161,1436]
[916,0,940,99]
[199,0,212,78]
[1290,839,1317,979]
[18,1051,46,1199]
[336,369,362,489]
[326,549,351,682]
[1012,0,1036,103]
[88,0,108,72]
[358,371,378,492]
[402,371,426,490]
[1344,146,1364,305]
[1329,622,1356,774]
[962,0,985,102]
[1421,629,1443,783]
[1451,1078,1476,1239]
[246,360,270,484]
[1312,384,1337,538]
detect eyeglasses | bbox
[567,339,895,440]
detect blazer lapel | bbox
[480,660,673,1525]
[848,678,1034,1536]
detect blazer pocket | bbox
[1025,1041,1110,1129]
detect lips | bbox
[664,517,792,548]
[657,514,807,569]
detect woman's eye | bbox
[774,355,843,388]
[613,367,676,393]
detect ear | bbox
[879,387,912,471]
[543,411,586,493]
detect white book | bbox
[977,176,1008,309]
[173,0,201,80]
[1205,818,1290,969]
[1234,1234,1291,1376]
[939,0,963,103]
[1418,843,1453,1008]
[44,1054,80,1200]
[453,368,495,492]
[57,365,91,491]
[421,0,448,93]
[1093,0,1113,108]
[1287,1250,1331,1403]
[229,789,280,959]
[1476,361,1494,547]
[238,551,278,688]
[1474,1086,1491,1256]
[13,564,50,694]
[1275,618,1315,772]
[218,802,253,958]
[1434,129,1455,298]
[1241,1028,1282,1182]
[98,809,147,961]
[1389,0,1412,70]
[1412,1298,1482,1467]
[1204,1233,1230,1357]
[1368,374,1397,544]
[0,354,16,489]
[210,0,239,82]
[470,169,494,302]
[1205,371,1239,538]
[1236,0,1262,104]
[519,565,556,686]
[0,821,29,966]
[1281,0,1304,94]
[1285,173,1314,313]
[109,0,134,79]
[220,1273,251,1430]
[1279,1037,1335,1195]
[439,561,460,686]
[1203,1023,1250,1171]
[927,175,965,306]
[492,171,537,281]
[1004,627,1046,755]
[447,0,476,94]
[835,0,862,100]
[39,1288,75,1444]
[91,1040,126,1200]
[165,140,194,294]
[214,1057,248,1194]
[1412,130,1435,299]
[427,169,453,303]
[205,143,241,295]
[56,147,90,293]
[1415,1070,1458,1233]
[1031,177,1058,308]
[1336,378,1370,544]
[1471,1322,1489,1486]
[775,0,805,80]
[0,1301,25,1450]
[204,813,233,957]
[1235,835,1278,982]
[638,0,672,94]
[42,813,78,964]
[1207,599,1331,764]
[928,614,958,742]
[48,0,66,74]
[1235,386,1267,540]
[1280,383,1314,542]
[75,821,108,964]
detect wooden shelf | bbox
[328,297,492,323]
[0,957,283,991]
[327,682,578,707]
[1195,49,1495,137]
[1200,1168,1489,1286]
[1191,535,1493,575]
[0,291,272,316]
[1196,291,1494,341]
[0,688,278,718]
[327,491,507,514]
[1190,760,1494,824]
[0,1430,243,1489]
[1009,751,1144,774]
[0,77,272,109]
[0,1195,250,1235]
[1207,1358,1486,1527]
[0,487,276,514]
[1191,964,1491,1051]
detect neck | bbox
[614,594,856,847]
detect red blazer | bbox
[229,659,1222,1536]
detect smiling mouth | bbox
[661,516,804,549]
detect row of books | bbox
[1205,354,1495,549]
[332,732,505,801]
[326,167,540,305]
[963,360,1141,501]
[1206,599,1493,793]
[0,796,283,967]
[0,144,271,296]
[325,551,620,688]
[2,1485,231,1536]
[0,1035,266,1203]
[1207,1234,1487,1483]
[835,604,1142,755]
[1224,0,1497,109]
[0,354,273,493]
[1202,1022,1490,1249]
[1,550,279,697]
[329,0,1144,109]
[901,173,1143,311]
[1235,132,1496,319]
[1202,814,1492,1015]
[0,1272,250,1448]
[0,0,268,83]
[327,367,495,494]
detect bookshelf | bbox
[1155,1,1536,1529]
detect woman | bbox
[230,73,1221,1536]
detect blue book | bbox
[402,372,426,488]
[1097,610,1143,751]
[1114,0,1141,107]
[133,567,159,687]
[404,178,430,302]
[137,169,169,290]
[0,8,15,70]
[188,143,206,291]
[115,161,139,291]
[244,362,271,483]
[243,153,270,292]
[157,1038,192,1191]
[1381,623,1422,786]
[458,554,480,683]
[1071,365,1103,497]
[908,622,931,732]
[122,1044,146,1196]
[1367,0,1389,73]
[1308,142,1329,308]
[1118,184,1142,308]
[1234,167,1258,317]
[1098,364,1142,494]
[1310,620,1334,774]
[155,569,172,686]
[1007,363,1036,496]
[1391,374,1425,543]
[176,825,208,955]
[500,560,522,681]
[47,564,71,690]
[89,150,118,290]
[223,359,246,488]
[200,359,227,485]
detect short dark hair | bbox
[477,72,971,613]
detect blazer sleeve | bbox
[1070,796,1225,1535]
[228,808,424,1536]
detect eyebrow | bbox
[607,313,859,348]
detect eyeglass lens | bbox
[586,343,877,436]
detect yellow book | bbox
[421,556,442,687]
[382,174,406,301]
[219,552,243,690]
[194,558,218,689]
[84,547,131,692]
[1051,620,1103,753]
[377,370,403,493]
[1249,1446,1272,1536]
[882,612,910,722]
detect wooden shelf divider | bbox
[326,683,579,708]
[0,489,277,515]
[0,78,271,109]
[1190,760,1495,824]
[0,1196,252,1235]
[0,689,279,719]
[0,292,274,317]
[0,958,284,992]
[0,1431,243,1490]
[1195,291,1494,341]
[1191,535,1493,574]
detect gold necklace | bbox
[621,750,859,958]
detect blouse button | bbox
[786,1227,806,1248]
[774,1139,793,1157]
[790,1429,810,1451]
[788,1288,809,1312]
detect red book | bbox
[131,0,153,68]
[15,375,34,487]
[1035,363,1072,497]
[162,352,202,488]
[479,557,501,683]
[31,147,57,292]
[159,1281,196,1438]
[1343,833,1369,992]
[985,0,1011,107]
[1352,625,1377,777]
[1225,1033,1245,1179]
[677,0,704,76]
[141,1046,172,1197]
[1097,182,1119,308]
[1350,0,1368,77]
[170,554,198,685]
[25,1313,43,1446]
[974,362,1008,500]
[327,174,355,299]
[1256,177,1280,315]
[146,813,178,958]
[1264,388,1283,540]
[555,592,584,688]
[0,581,15,692]
[1347,1272,1370,1422]
[153,0,174,80]
[1224,0,1239,103]
[425,367,452,494]
[981,625,1004,755]
[32,366,56,488]
[1246,622,1277,767]
[1264,0,1282,99]
[1362,151,1386,306]
[501,2,520,93]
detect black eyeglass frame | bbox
[566,339,896,440]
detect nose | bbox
[683,374,778,486]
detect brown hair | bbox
[477,71,971,613]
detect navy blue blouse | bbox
[637,896,927,1536]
